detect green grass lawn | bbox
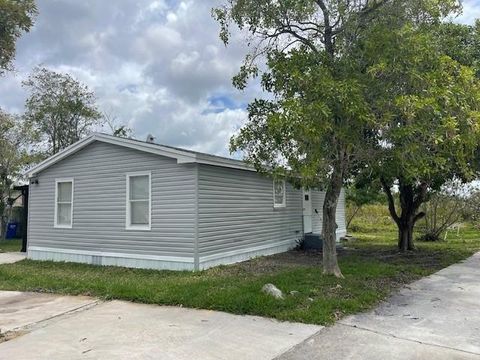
[0,239,22,253]
[0,224,478,325]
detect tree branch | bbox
[413,211,426,224]
[413,182,428,210]
[381,178,400,224]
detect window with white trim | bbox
[273,179,286,208]
[55,179,73,228]
[126,172,151,230]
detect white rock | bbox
[261,283,284,299]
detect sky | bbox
[0,0,479,157]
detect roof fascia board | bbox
[178,155,255,172]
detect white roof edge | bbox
[25,133,254,177]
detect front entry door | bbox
[303,189,312,233]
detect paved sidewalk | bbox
[278,252,480,360]
[0,252,26,264]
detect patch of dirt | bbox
[211,249,337,277]
[0,330,28,344]
[210,245,449,278]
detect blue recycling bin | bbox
[6,222,18,239]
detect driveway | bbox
[0,292,320,360]
[278,252,480,360]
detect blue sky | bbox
[0,0,479,156]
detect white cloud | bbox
[455,0,480,24]
[0,0,256,157]
[1,0,478,158]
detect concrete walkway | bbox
[278,252,480,360]
[0,252,26,264]
[0,293,320,360]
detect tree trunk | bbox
[322,166,344,278]
[397,218,415,252]
[0,215,5,241]
[381,179,427,252]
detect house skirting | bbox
[198,239,296,270]
[27,247,195,271]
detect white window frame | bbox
[126,171,152,231]
[54,178,74,229]
[273,179,286,208]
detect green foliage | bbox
[231,49,372,188]
[348,203,395,233]
[346,184,384,208]
[353,3,480,250]
[345,180,384,228]
[434,21,480,73]
[0,0,37,74]
[23,67,102,155]
[419,183,470,242]
[0,110,38,238]
[101,112,133,138]
[0,238,21,252]
[461,190,480,227]
[1,223,479,325]
[366,24,480,186]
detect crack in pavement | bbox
[336,322,480,357]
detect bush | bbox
[348,204,395,233]
[417,232,442,242]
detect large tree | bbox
[214,0,390,277]
[23,67,101,155]
[0,110,37,239]
[0,0,37,75]
[363,6,480,251]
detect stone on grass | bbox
[262,283,284,299]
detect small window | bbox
[273,179,286,208]
[54,179,73,228]
[126,172,151,230]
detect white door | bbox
[303,189,312,233]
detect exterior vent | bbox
[146,134,155,143]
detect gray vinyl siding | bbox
[197,164,303,259]
[28,141,196,259]
[311,188,346,236]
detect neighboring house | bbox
[25,133,346,271]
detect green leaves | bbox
[0,0,37,74]
[230,45,373,188]
[22,67,101,155]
